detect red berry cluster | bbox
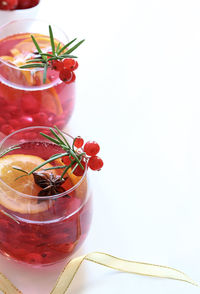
[0,0,39,10]
[62,137,103,177]
[50,58,78,84]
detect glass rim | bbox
[0,18,68,77]
[0,126,88,200]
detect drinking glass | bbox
[0,126,92,266]
[0,19,75,136]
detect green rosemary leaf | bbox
[70,162,78,174]
[31,35,46,61]
[56,42,61,54]
[12,167,28,174]
[69,149,83,169]
[53,126,71,148]
[58,54,78,59]
[25,59,44,63]
[15,174,28,181]
[49,25,55,55]
[20,63,45,69]
[40,53,54,57]
[49,128,66,146]
[65,39,85,55]
[0,146,20,158]
[43,63,48,84]
[40,132,61,145]
[28,152,68,175]
[43,165,67,170]
[58,38,77,55]
[60,160,76,179]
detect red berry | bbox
[70,72,76,83]
[73,159,86,176]
[88,156,103,171]
[51,60,64,71]
[9,119,20,128]
[84,141,100,156]
[20,115,33,127]
[0,117,6,126]
[59,69,73,83]
[62,155,73,166]
[74,136,84,148]
[21,94,40,114]
[63,59,78,71]
[0,0,18,10]
[1,124,14,135]
[33,112,48,124]
[17,0,39,9]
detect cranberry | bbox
[0,0,18,10]
[51,60,64,71]
[21,94,40,114]
[59,69,73,83]
[63,59,78,71]
[73,159,86,177]
[1,124,14,135]
[20,115,33,127]
[70,72,76,83]
[2,113,12,120]
[24,253,42,264]
[0,117,6,126]
[9,119,20,129]
[0,97,7,108]
[6,105,21,116]
[62,155,73,166]
[33,112,48,124]
[47,113,55,125]
[74,136,84,148]
[88,156,103,170]
[84,141,100,156]
[17,0,39,9]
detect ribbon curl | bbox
[0,252,199,294]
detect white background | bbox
[1,0,200,293]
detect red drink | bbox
[0,128,92,266]
[0,20,75,136]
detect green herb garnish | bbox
[20,25,85,83]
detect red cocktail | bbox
[0,20,76,136]
[0,127,92,266]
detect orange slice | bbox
[14,35,59,55]
[56,158,88,199]
[0,154,57,214]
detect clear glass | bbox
[0,19,75,136]
[0,127,92,266]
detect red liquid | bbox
[0,33,75,135]
[0,142,91,266]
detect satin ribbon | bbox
[0,252,198,294]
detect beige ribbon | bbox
[0,252,199,294]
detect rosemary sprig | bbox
[20,25,85,83]
[0,145,20,158]
[24,126,86,180]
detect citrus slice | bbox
[14,35,59,55]
[0,154,57,214]
[55,158,88,199]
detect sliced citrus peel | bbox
[56,158,88,200]
[0,154,60,214]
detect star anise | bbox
[33,171,70,203]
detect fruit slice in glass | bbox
[0,126,92,266]
[0,20,75,136]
